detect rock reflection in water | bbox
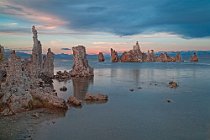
[72,77,108,105]
[72,77,93,100]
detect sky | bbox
[0,0,210,54]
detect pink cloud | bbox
[0,1,67,30]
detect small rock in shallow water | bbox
[67,96,82,106]
[165,98,175,103]
[85,94,108,101]
[168,81,178,88]
[137,87,142,89]
[129,89,134,92]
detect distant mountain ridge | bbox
[3,50,210,60]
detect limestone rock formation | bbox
[175,52,182,62]
[120,42,144,62]
[146,50,156,62]
[168,81,178,88]
[111,48,119,62]
[156,52,174,62]
[70,45,94,77]
[30,89,67,109]
[31,26,43,78]
[54,71,71,82]
[0,27,66,116]
[67,96,82,107]
[110,41,185,63]
[85,94,108,101]
[132,41,143,61]
[98,52,105,62]
[120,51,131,62]
[42,48,54,78]
[0,51,33,115]
[0,45,4,62]
[191,52,198,62]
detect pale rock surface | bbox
[0,51,33,115]
[0,26,66,116]
[31,26,42,78]
[120,42,144,62]
[70,45,94,77]
[67,96,82,106]
[42,48,54,78]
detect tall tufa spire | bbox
[31,26,43,78]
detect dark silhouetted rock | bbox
[98,52,105,62]
[191,52,198,62]
[111,48,119,62]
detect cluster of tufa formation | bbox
[70,45,94,77]
[98,52,105,62]
[31,26,54,78]
[111,41,183,62]
[111,48,119,62]
[42,48,54,78]
[54,70,71,82]
[190,52,199,62]
[0,26,67,116]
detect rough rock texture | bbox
[175,52,182,62]
[31,26,42,78]
[85,94,108,101]
[120,42,143,62]
[168,81,178,88]
[42,48,54,78]
[146,50,156,62]
[0,51,33,115]
[132,41,143,61]
[70,45,94,77]
[98,52,105,62]
[0,26,66,116]
[30,89,67,109]
[0,44,4,62]
[191,52,198,62]
[112,41,184,63]
[54,71,71,81]
[67,96,82,106]
[120,52,131,62]
[156,52,174,62]
[111,48,119,62]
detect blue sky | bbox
[0,0,210,54]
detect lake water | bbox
[33,56,210,140]
[1,56,210,140]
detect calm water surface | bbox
[32,57,210,140]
